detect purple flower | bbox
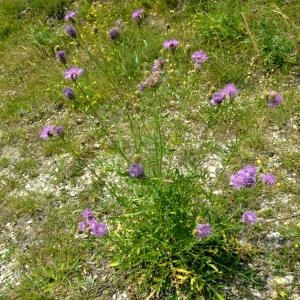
[210,92,225,106]
[191,50,208,65]
[138,82,147,92]
[65,25,77,38]
[54,126,64,136]
[129,163,144,178]
[55,50,66,64]
[163,39,179,50]
[241,211,257,224]
[90,222,108,237]
[196,223,212,238]
[230,165,257,189]
[40,125,55,140]
[151,57,165,72]
[132,8,144,23]
[267,91,283,108]
[82,208,94,220]
[64,67,84,80]
[64,11,76,22]
[79,221,88,231]
[63,87,75,100]
[222,83,238,98]
[262,173,276,185]
[108,27,120,40]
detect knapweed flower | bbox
[82,208,94,220]
[64,67,84,80]
[63,87,75,100]
[40,125,55,140]
[79,221,89,231]
[108,27,120,40]
[131,8,144,23]
[196,223,212,238]
[163,39,179,50]
[241,211,257,224]
[210,83,238,106]
[55,50,66,64]
[129,163,144,178]
[230,165,257,189]
[262,173,276,185]
[266,91,283,108]
[90,222,108,237]
[64,10,76,22]
[191,50,208,69]
[151,57,165,72]
[65,25,77,38]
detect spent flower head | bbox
[108,27,120,40]
[196,223,212,238]
[230,165,257,189]
[63,87,75,100]
[64,67,84,80]
[241,211,257,224]
[262,173,276,185]
[55,50,66,64]
[65,25,77,38]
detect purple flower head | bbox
[267,91,283,108]
[64,11,76,22]
[163,39,179,50]
[82,208,94,220]
[129,163,144,178]
[191,50,208,64]
[90,222,108,237]
[196,223,212,238]
[79,221,89,231]
[262,173,276,185]
[230,165,257,189]
[108,27,120,40]
[40,125,55,140]
[65,25,77,38]
[241,211,257,224]
[210,92,225,106]
[63,87,75,100]
[222,83,238,98]
[132,8,144,23]
[55,50,66,64]
[64,67,84,80]
[54,126,64,136]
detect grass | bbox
[0,0,299,299]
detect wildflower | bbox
[131,8,144,23]
[129,163,144,178]
[241,211,257,224]
[163,39,179,50]
[230,165,257,189]
[40,125,55,140]
[65,25,77,38]
[64,67,84,80]
[90,222,108,237]
[196,223,212,238]
[108,27,120,40]
[210,83,238,106]
[63,87,75,100]
[82,208,94,220]
[262,173,276,185]
[266,91,283,108]
[222,83,238,98]
[54,126,64,136]
[151,57,165,72]
[79,221,88,231]
[55,50,66,64]
[64,10,76,22]
[138,82,147,92]
[191,50,208,69]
